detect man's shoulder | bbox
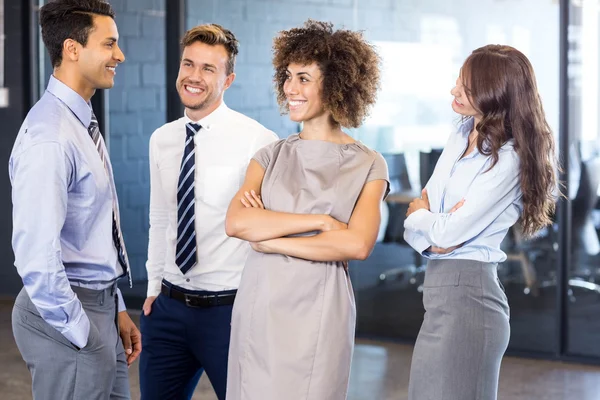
[26,94,70,135]
[15,95,76,151]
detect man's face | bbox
[77,15,124,90]
[176,41,234,111]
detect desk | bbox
[386,191,420,205]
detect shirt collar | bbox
[458,117,475,138]
[184,101,229,131]
[457,116,515,153]
[46,75,93,128]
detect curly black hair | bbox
[272,20,381,128]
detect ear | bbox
[63,38,81,62]
[223,72,236,91]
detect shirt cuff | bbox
[403,229,431,255]
[60,306,91,349]
[404,208,437,233]
[147,278,162,298]
[116,288,126,312]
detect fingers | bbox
[142,297,156,316]
[240,197,251,208]
[421,188,428,201]
[430,244,463,254]
[127,329,142,366]
[121,330,132,359]
[242,191,264,208]
[250,190,264,209]
[449,199,465,213]
[430,246,451,254]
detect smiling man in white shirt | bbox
[139,24,278,400]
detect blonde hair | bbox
[181,24,239,75]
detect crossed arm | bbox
[225,160,388,261]
[404,150,520,253]
[405,189,466,254]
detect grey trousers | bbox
[408,259,510,400]
[12,285,130,400]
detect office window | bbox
[566,0,600,359]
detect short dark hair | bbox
[40,0,115,68]
[181,24,239,75]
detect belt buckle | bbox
[184,294,203,308]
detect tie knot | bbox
[186,123,201,137]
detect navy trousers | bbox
[139,282,235,400]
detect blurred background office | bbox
[1,0,599,399]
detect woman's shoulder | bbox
[352,141,386,162]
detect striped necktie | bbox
[176,123,200,274]
[88,112,132,287]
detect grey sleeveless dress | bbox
[226,134,389,400]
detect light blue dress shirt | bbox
[9,76,126,349]
[404,117,523,263]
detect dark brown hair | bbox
[40,0,115,68]
[461,45,558,236]
[181,24,239,75]
[272,20,381,128]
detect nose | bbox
[114,44,125,63]
[284,78,298,96]
[450,85,459,97]
[187,67,205,83]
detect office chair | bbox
[378,150,442,286]
[568,156,600,296]
[506,156,600,298]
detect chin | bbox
[451,104,466,116]
[288,115,303,123]
[96,82,114,90]
[181,99,208,110]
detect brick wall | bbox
[109,0,166,281]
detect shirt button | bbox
[186,279,190,282]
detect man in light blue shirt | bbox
[10,1,140,399]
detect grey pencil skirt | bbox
[408,259,510,400]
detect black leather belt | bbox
[161,282,236,308]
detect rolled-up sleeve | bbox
[10,141,90,348]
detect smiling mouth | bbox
[454,98,463,106]
[288,100,307,110]
[184,85,205,95]
[106,66,116,74]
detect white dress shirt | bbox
[146,102,278,296]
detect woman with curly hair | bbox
[224,20,389,400]
[403,45,558,400]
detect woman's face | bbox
[450,73,481,120]
[283,62,328,123]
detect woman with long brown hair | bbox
[403,44,558,400]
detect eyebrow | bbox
[182,59,217,69]
[286,70,312,78]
